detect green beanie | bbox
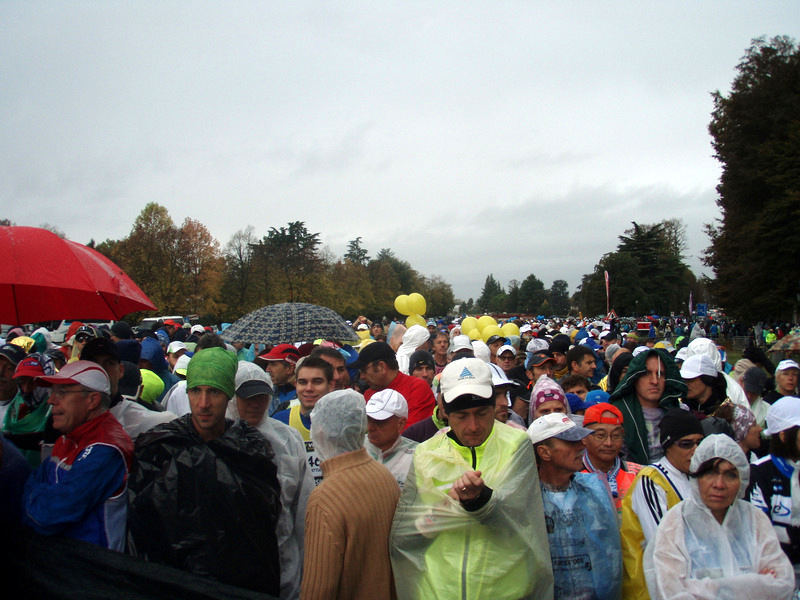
[187,347,238,399]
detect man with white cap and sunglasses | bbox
[391,357,553,600]
[764,359,799,404]
[364,389,418,488]
[529,412,622,600]
[22,361,133,550]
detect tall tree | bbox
[344,237,370,265]
[705,36,800,320]
[475,274,506,313]
[223,226,257,315]
[420,275,456,317]
[255,221,323,303]
[547,279,571,315]
[518,274,546,315]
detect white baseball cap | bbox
[777,360,800,372]
[366,389,408,420]
[440,358,493,405]
[765,396,800,435]
[680,354,717,380]
[527,412,594,445]
[448,335,473,354]
[37,360,110,395]
[496,345,517,357]
[167,341,188,355]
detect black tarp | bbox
[1,525,277,600]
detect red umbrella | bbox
[0,226,156,323]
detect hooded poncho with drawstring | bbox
[609,349,686,465]
[644,434,794,599]
[397,325,432,375]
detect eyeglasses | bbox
[673,438,702,450]
[52,388,89,398]
[497,355,516,361]
[590,430,624,442]
[74,334,93,343]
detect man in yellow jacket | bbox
[390,358,553,600]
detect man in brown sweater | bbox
[301,389,400,600]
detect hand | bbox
[448,470,484,502]
[759,567,776,577]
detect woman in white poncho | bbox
[645,434,794,599]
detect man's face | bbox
[552,351,567,370]
[542,438,585,473]
[411,364,435,385]
[236,393,271,427]
[72,333,93,357]
[360,361,388,390]
[563,384,589,400]
[319,354,349,390]
[572,355,596,378]
[367,415,405,451]
[371,323,383,338]
[188,385,229,442]
[88,354,124,396]
[265,360,294,386]
[584,420,624,467]
[776,368,799,395]
[494,390,509,423]
[528,361,554,383]
[635,355,666,406]
[295,366,333,413]
[488,340,504,358]
[433,335,449,357]
[15,375,37,396]
[447,404,495,447]
[495,351,516,371]
[664,434,703,474]
[49,385,98,434]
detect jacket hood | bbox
[686,337,722,372]
[609,348,686,406]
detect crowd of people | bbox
[1,314,800,599]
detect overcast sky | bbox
[2,2,797,303]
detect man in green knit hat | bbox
[127,347,283,595]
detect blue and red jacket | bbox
[23,410,133,550]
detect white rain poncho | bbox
[310,389,367,462]
[685,338,749,409]
[644,434,794,599]
[228,362,314,600]
[390,423,554,600]
[398,325,432,374]
[541,473,622,600]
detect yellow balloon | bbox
[405,314,426,328]
[477,315,497,332]
[467,328,481,341]
[501,322,520,338]
[408,293,426,316]
[460,316,479,333]
[481,324,503,343]
[394,294,412,316]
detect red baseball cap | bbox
[583,402,624,426]
[163,319,179,327]
[259,344,300,365]
[14,355,48,379]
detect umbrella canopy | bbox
[221,302,358,345]
[768,331,800,354]
[0,226,156,324]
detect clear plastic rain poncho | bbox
[390,424,554,600]
[228,361,314,600]
[541,472,622,600]
[398,325,432,374]
[644,434,794,599]
[310,389,367,462]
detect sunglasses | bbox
[74,334,93,343]
[673,438,702,450]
